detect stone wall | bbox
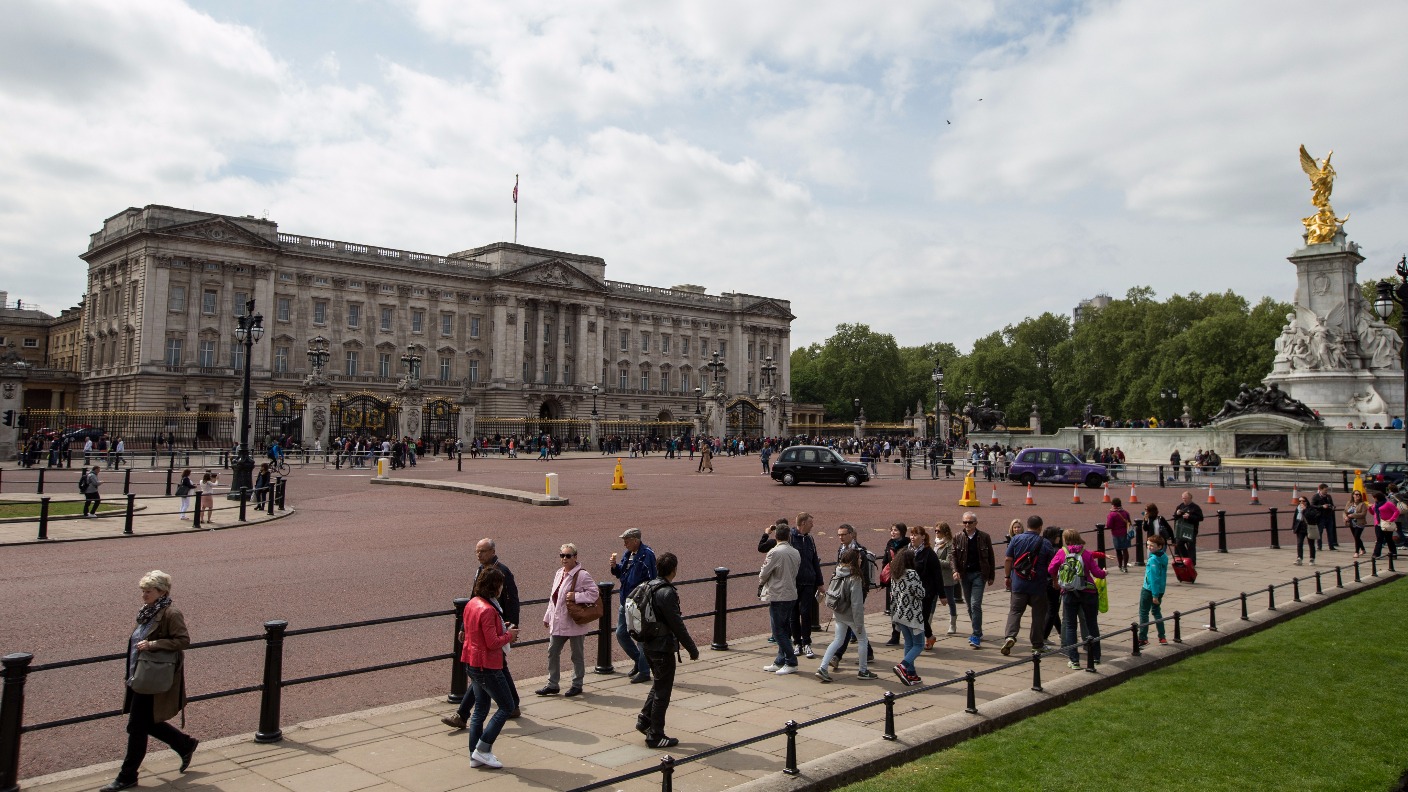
[972,425,1403,467]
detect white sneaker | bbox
[774,665,798,675]
[763,664,782,673]
[802,646,816,658]
[470,749,502,769]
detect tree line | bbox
[789,287,1303,428]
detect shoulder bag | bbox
[128,649,179,694]
[564,569,604,625]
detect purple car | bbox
[1008,447,1108,488]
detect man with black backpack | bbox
[829,523,877,669]
[79,465,101,517]
[632,552,698,749]
[1000,515,1055,655]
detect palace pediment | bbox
[158,218,278,249]
[497,259,608,292]
[741,297,795,320]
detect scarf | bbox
[136,595,172,626]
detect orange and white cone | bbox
[1101,483,1112,504]
[990,484,1001,506]
[1290,484,1300,506]
[1249,484,1260,505]
[1206,482,1218,504]
[1128,482,1140,504]
[1072,483,1082,504]
[1025,484,1036,506]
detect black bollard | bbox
[448,597,470,703]
[1031,651,1043,692]
[1217,510,1227,553]
[457,452,462,472]
[255,620,288,743]
[1267,584,1277,611]
[192,492,202,529]
[0,652,35,792]
[1354,561,1361,583]
[1372,556,1378,577]
[882,692,898,739]
[710,567,730,650]
[1131,622,1141,656]
[1208,601,1218,632]
[37,497,50,541]
[1085,638,1096,672]
[266,487,275,516]
[1293,577,1301,602]
[1095,523,1107,568]
[784,721,799,775]
[594,581,615,674]
[276,479,286,511]
[1240,592,1248,620]
[661,755,675,792]
[1134,519,1146,567]
[1173,611,1183,642]
[165,469,173,497]
[1158,465,1165,487]
[238,487,249,522]
[965,669,978,713]
[35,468,44,495]
[124,493,135,535]
[1268,507,1280,549]
[1336,565,1344,588]
[123,468,132,495]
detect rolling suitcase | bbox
[1173,556,1197,584]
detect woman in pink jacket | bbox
[1048,528,1107,670]
[461,567,519,770]
[537,543,599,697]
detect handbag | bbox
[879,563,892,586]
[560,569,604,625]
[128,649,179,694]
[174,483,193,497]
[1094,577,1109,614]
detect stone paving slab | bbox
[19,547,1396,792]
[0,492,293,545]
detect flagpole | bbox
[513,174,519,244]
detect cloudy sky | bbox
[3,0,1406,349]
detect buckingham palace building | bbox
[71,205,795,448]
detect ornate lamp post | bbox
[707,351,724,393]
[400,346,422,384]
[780,391,789,435]
[853,398,861,421]
[1373,254,1408,460]
[693,386,702,415]
[590,384,600,416]
[1160,387,1180,427]
[230,300,264,499]
[930,362,945,439]
[306,335,329,375]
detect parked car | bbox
[770,445,870,486]
[1008,447,1108,488]
[1365,461,1408,489]
[60,425,106,444]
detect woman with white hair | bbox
[99,570,198,791]
[537,543,600,697]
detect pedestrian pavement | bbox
[19,546,1394,792]
[0,491,292,545]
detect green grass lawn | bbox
[0,500,120,519]
[844,577,1407,792]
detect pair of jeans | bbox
[791,585,818,647]
[1372,526,1399,558]
[639,651,677,739]
[919,590,939,638]
[1138,588,1165,641]
[1061,591,1101,664]
[545,634,585,689]
[1317,516,1338,550]
[1002,589,1049,649]
[899,624,924,676]
[616,605,648,678]
[1296,530,1317,562]
[83,493,101,515]
[819,620,869,673]
[959,571,987,638]
[768,600,798,666]
[465,665,515,753]
[1350,522,1366,554]
[457,655,518,719]
[117,691,196,783]
[1042,586,1062,642]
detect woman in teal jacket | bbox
[1138,534,1169,646]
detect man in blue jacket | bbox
[612,528,658,683]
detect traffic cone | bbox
[1025,484,1036,506]
[1290,484,1300,506]
[1206,482,1218,504]
[1249,484,1260,505]
[1128,482,1139,504]
[611,458,628,490]
[958,470,982,507]
[1071,483,1082,504]
[990,483,1001,506]
[1101,483,1112,504]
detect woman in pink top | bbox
[1371,489,1400,560]
[1048,528,1108,669]
[537,543,599,697]
[460,567,519,770]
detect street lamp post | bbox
[853,398,861,421]
[1373,254,1408,460]
[590,384,599,416]
[707,351,723,393]
[1159,387,1179,427]
[780,391,789,434]
[693,386,702,415]
[930,362,945,440]
[307,336,329,375]
[400,346,422,384]
[230,300,264,499]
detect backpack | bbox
[624,579,667,642]
[1056,548,1087,592]
[824,572,853,613]
[1013,545,1039,582]
[77,472,89,493]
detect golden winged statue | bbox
[1300,145,1347,244]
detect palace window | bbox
[168,286,186,313]
[198,339,215,367]
[411,309,424,333]
[470,317,480,338]
[277,297,291,322]
[313,301,327,324]
[201,290,217,315]
[274,346,288,373]
[378,353,392,378]
[347,303,361,328]
[468,360,479,383]
[381,307,394,331]
[345,350,359,376]
[164,338,182,366]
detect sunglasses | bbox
[962,520,976,525]
[559,553,576,558]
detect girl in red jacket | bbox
[461,568,520,769]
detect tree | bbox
[813,324,906,421]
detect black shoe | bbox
[636,717,651,735]
[506,708,522,719]
[630,672,651,684]
[179,737,199,772]
[649,735,679,749]
[100,781,138,792]
[535,686,560,696]
[564,687,583,697]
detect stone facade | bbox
[0,293,82,410]
[77,205,794,439]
